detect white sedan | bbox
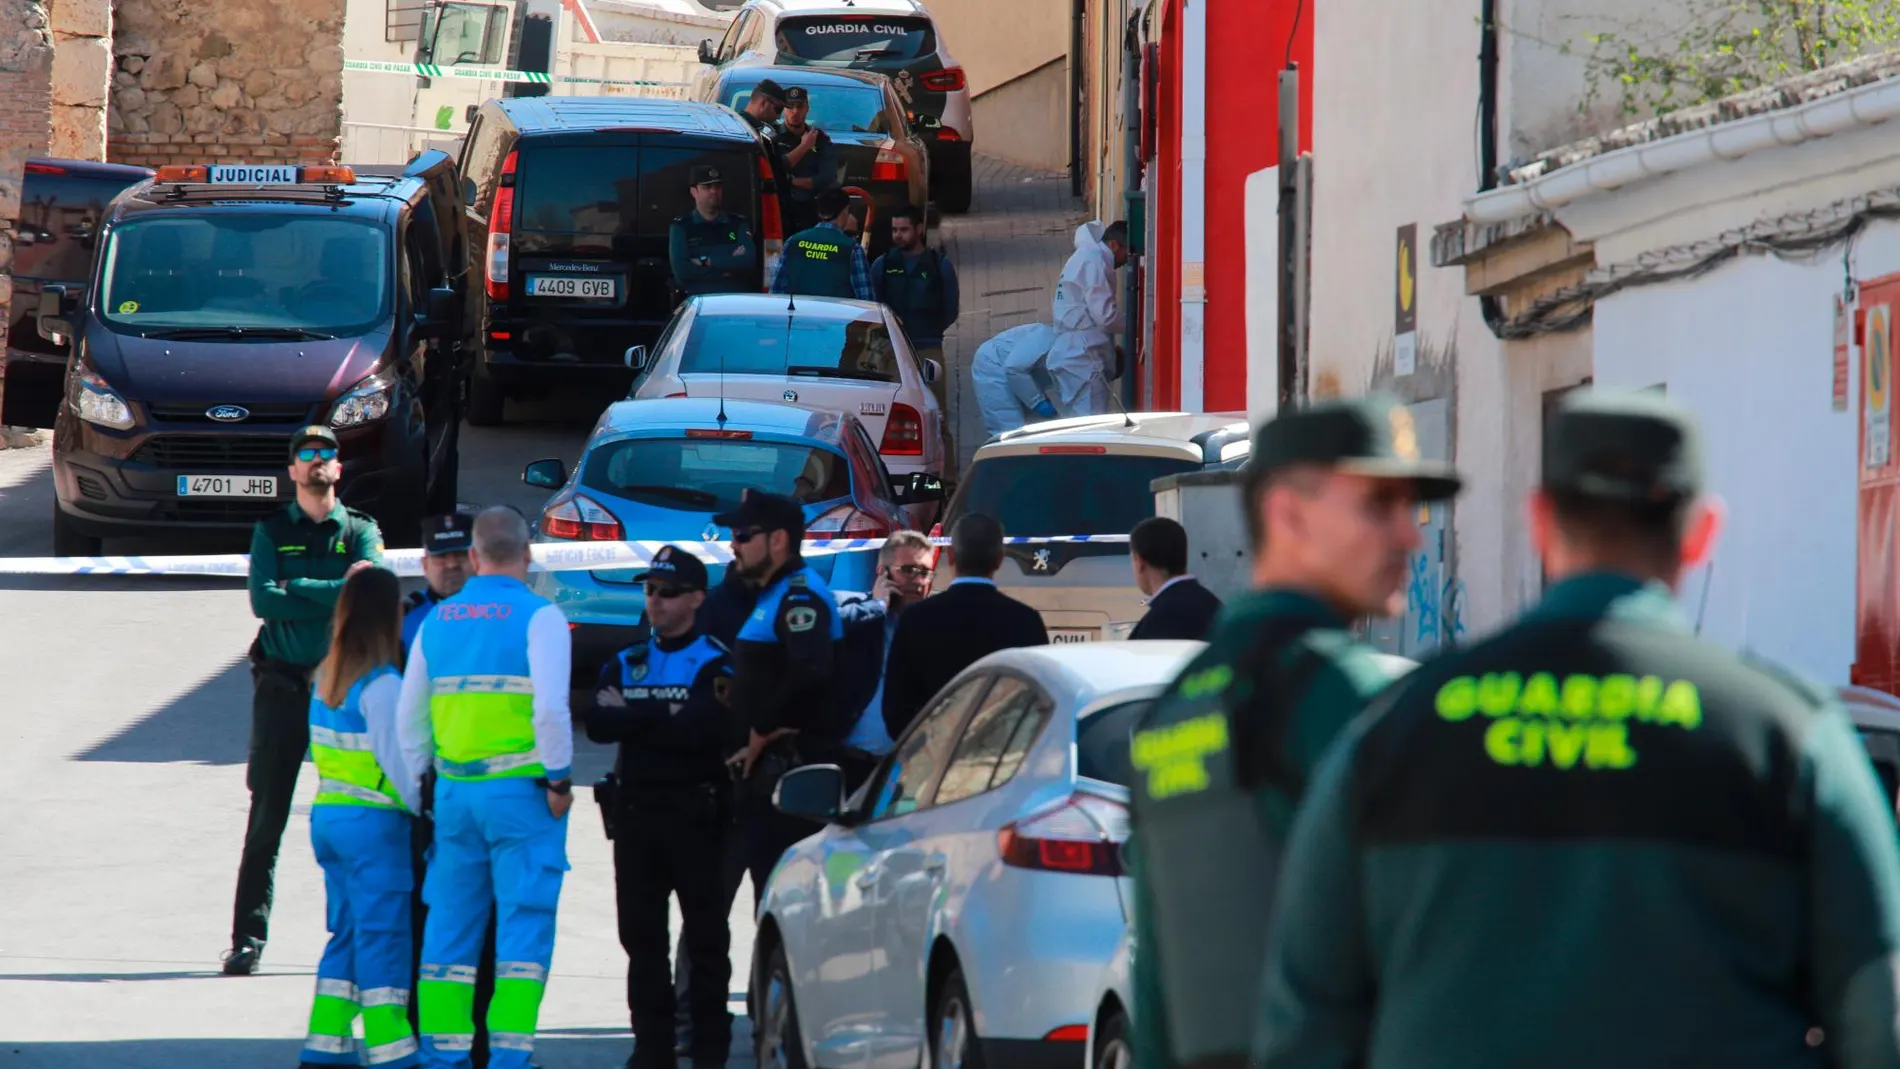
[754,641,1206,1069]
[627,293,947,526]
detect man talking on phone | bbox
[831,530,935,793]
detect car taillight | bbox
[805,503,892,541]
[542,493,624,542]
[757,153,784,284]
[935,128,963,142]
[928,521,943,570]
[485,150,517,302]
[879,402,924,456]
[920,68,965,93]
[997,793,1127,876]
[872,142,906,182]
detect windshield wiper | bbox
[787,364,891,381]
[854,47,898,57]
[140,326,337,341]
[618,484,719,507]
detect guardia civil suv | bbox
[689,0,976,213]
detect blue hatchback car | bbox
[522,396,945,674]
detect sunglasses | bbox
[889,564,931,578]
[644,585,696,600]
[295,446,339,463]
[730,527,765,544]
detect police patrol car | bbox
[40,159,470,554]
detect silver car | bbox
[755,641,1207,1069]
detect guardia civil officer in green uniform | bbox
[770,186,874,301]
[773,85,838,234]
[1126,395,1462,1069]
[668,165,758,297]
[1255,389,1900,1069]
[223,424,385,975]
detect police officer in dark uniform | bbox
[870,206,960,472]
[739,78,788,136]
[713,489,846,895]
[668,165,758,297]
[402,512,473,650]
[774,85,838,233]
[1254,389,1900,1068]
[1125,395,1462,1069]
[769,187,874,301]
[586,545,737,1069]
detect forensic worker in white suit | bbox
[971,322,1058,437]
[1047,220,1130,417]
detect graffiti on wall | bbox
[1404,553,1469,648]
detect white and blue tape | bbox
[0,534,1130,579]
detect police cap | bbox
[690,164,724,186]
[1249,393,1462,501]
[1543,388,1704,503]
[783,85,809,104]
[712,488,806,541]
[752,78,788,106]
[289,424,339,460]
[420,512,473,557]
[646,543,710,591]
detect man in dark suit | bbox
[882,514,1048,739]
[1127,516,1223,641]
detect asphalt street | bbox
[0,155,1083,1067]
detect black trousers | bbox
[230,663,312,948]
[408,807,498,1065]
[674,814,750,1039]
[618,782,734,1068]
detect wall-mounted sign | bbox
[1867,302,1891,467]
[1395,223,1417,376]
[1835,294,1851,413]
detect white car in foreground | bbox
[628,292,947,526]
[753,641,1206,1069]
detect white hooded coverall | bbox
[1047,220,1120,417]
[971,322,1057,437]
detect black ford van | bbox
[457,96,791,425]
[41,154,471,555]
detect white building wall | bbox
[1592,237,1881,684]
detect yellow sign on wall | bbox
[1867,303,1891,468]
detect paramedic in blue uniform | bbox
[587,545,737,1069]
[714,489,847,896]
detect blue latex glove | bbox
[1032,398,1057,419]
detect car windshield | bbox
[580,436,852,513]
[1077,699,1151,787]
[952,453,1200,536]
[728,82,885,133]
[777,16,935,62]
[97,214,391,335]
[680,312,901,383]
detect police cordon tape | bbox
[0,534,1130,579]
[343,59,693,91]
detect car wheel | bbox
[50,499,101,557]
[1093,1008,1130,1069]
[467,369,505,427]
[756,944,810,1069]
[937,155,973,215]
[928,968,986,1069]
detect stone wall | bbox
[106,0,344,168]
[0,0,55,348]
[49,0,107,158]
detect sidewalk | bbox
[935,154,1087,475]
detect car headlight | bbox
[70,367,134,430]
[330,376,395,428]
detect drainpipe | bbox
[1178,0,1207,412]
[1477,0,1505,335]
[1072,0,1087,198]
[1122,12,1142,410]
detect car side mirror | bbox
[523,458,567,488]
[922,357,941,384]
[462,176,478,204]
[419,285,459,339]
[698,38,717,64]
[465,104,479,124]
[36,283,72,343]
[894,471,944,505]
[774,764,847,822]
[625,344,649,371]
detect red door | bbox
[1855,276,1900,693]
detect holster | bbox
[248,637,314,687]
[594,773,619,840]
[745,739,803,802]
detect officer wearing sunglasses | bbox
[224,424,385,976]
[584,545,739,1069]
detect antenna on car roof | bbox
[716,332,729,427]
[1104,369,1136,429]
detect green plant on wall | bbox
[1577,0,1900,117]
